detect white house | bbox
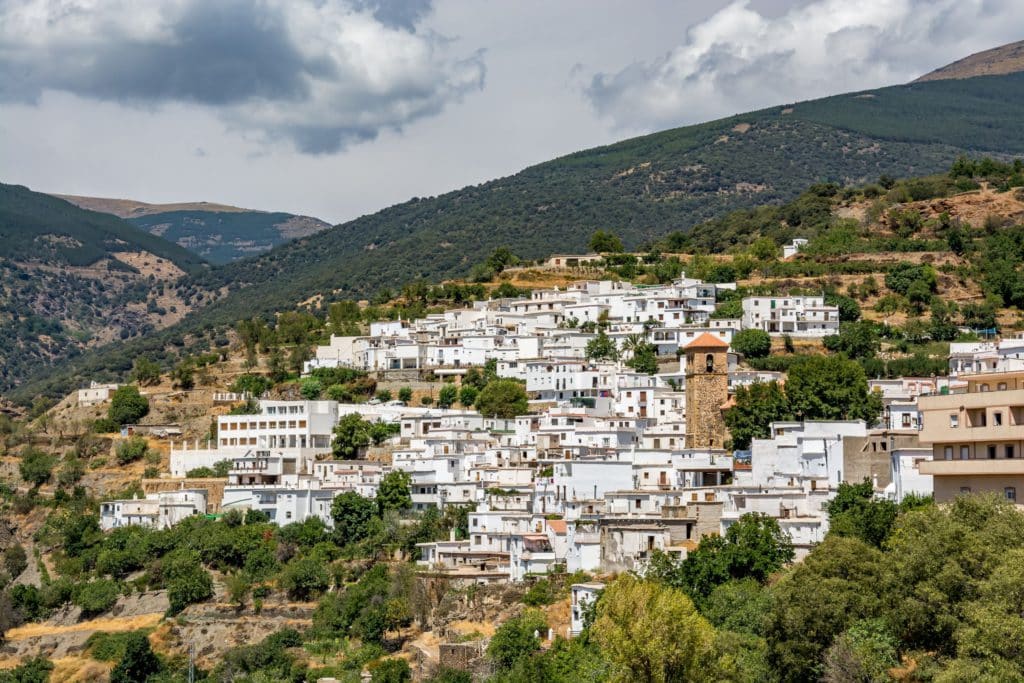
[741,296,839,337]
[78,381,119,407]
[99,489,207,531]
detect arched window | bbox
[705,354,715,373]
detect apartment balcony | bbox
[919,459,1024,476]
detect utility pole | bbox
[188,641,195,683]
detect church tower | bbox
[684,333,730,449]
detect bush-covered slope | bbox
[11,72,1024,403]
[0,185,211,393]
[0,184,206,272]
[127,210,331,264]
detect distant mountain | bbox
[915,40,1024,83]
[12,63,1024,403]
[0,185,211,392]
[56,195,331,264]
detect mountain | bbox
[11,61,1024,404]
[56,195,331,264]
[0,184,213,394]
[915,40,1024,82]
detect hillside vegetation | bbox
[11,72,1024,404]
[57,194,331,264]
[0,185,215,396]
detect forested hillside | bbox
[57,194,331,264]
[125,210,330,264]
[0,185,210,395]
[11,72,1024,404]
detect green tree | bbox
[280,555,330,601]
[590,230,624,253]
[230,373,273,397]
[398,386,413,403]
[3,545,28,580]
[458,384,478,407]
[475,379,529,418]
[826,479,900,548]
[749,236,778,260]
[372,658,412,683]
[486,246,520,273]
[785,355,882,425]
[166,554,213,615]
[131,357,161,386]
[331,491,377,544]
[110,631,161,683]
[332,413,372,458]
[107,386,149,426]
[592,574,718,683]
[171,362,194,390]
[74,579,120,617]
[488,608,548,670]
[299,377,322,400]
[626,342,659,375]
[823,618,898,683]
[585,330,619,361]
[765,536,885,681]
[437,383,458,408]
[19,448,56,487]
[822,321,880,359]
[724,381,792,450]
[115,435,149,465]
[378,470,412,515]
[731,329,772,359]
[826,293,862,322]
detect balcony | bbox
[920,459,1024,476]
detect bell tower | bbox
[684,333,730,449]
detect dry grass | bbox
[3,613,163,641]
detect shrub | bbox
[74,579,120,617]
[107,386,149,426]
[280,556,330,601]
[523,578,556,607]
[731,329,771,359]
[19,448,56,487]
[115,436,149,465]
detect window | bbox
[950,414,959,428]
[961,446,970,460]
[988,445,998,459]
[995,412,1003,426]
[634,499,641,509]
[1007,487,1017,502]
[944,446,953,461]
[1008,445,1016,459]
[999,382,1008,391]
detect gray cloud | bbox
[351,0,433,31]
[0,0,485,153]
[583,0,1024,131]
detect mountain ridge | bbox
[55,194,332,264]
[11,67,1024,403]
[914,39,1024,82]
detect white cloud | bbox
[583,0,1024,131]
[0,0,485,153]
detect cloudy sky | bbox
[1,0,1022,224]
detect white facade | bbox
[741,296,839,337]
[78,381,119,407]
[100,489,207,531]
